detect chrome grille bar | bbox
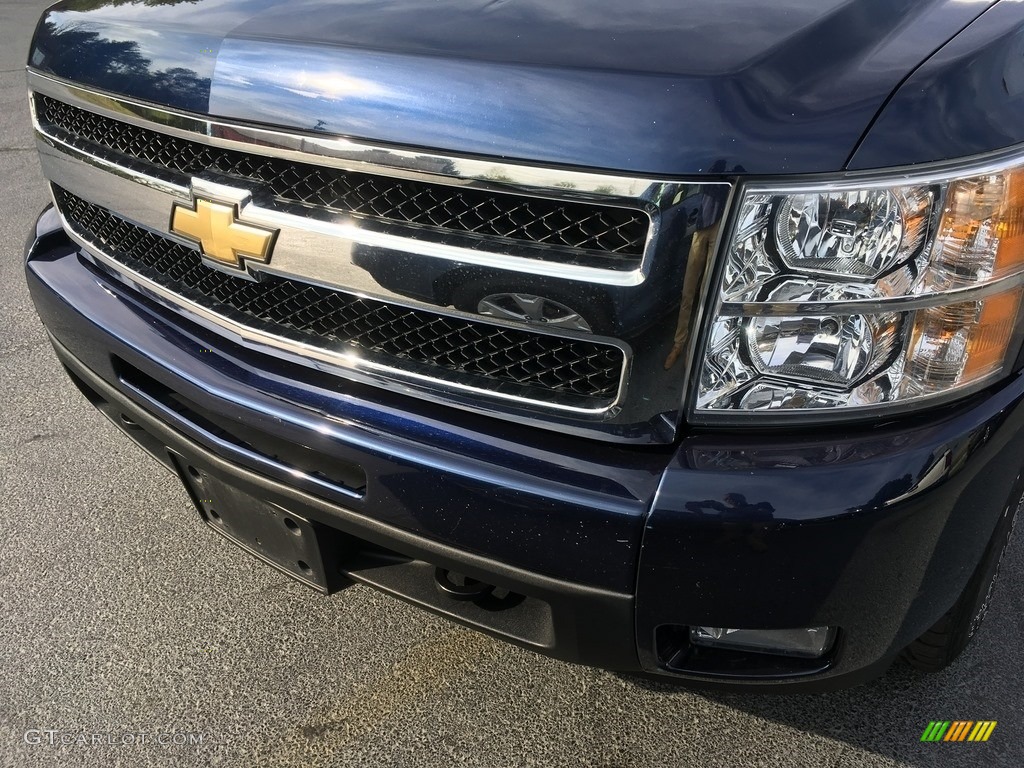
[55,186,626,405]
[36,93,651,260]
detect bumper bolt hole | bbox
[119,413,139,429]
[297,560,312,575]
[208,508,220,521]
[283,517,301,535]
[187,465,203,482]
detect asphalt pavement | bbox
[1,2,1022,766]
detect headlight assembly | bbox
[693,162,1024,420]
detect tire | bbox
[901,483,1021,672]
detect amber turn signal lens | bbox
[964,288,1024,379]
[996,170,1024,273]
[904,288,1024,397]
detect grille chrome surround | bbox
[54,186,626,405]
[28,70,733,443]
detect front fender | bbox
[849,0,1024,170]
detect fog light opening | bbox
[690,626,836,659]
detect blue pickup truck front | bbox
[22,0,1024,689]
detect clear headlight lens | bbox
[694,165,1024,418]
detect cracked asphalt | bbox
[1,1,1022,766]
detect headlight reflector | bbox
[694,166,1024,419]
[747,311,902,387]
[774,188,929,279]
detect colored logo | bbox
[920,721,997,742]
[170,197,277,272]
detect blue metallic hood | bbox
[30,0,995,175]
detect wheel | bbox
[901,482,1021,672]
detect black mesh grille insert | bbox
[54,187,624,403]
[37,94,650,258]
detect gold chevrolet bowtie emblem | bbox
[170,198,277,270]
